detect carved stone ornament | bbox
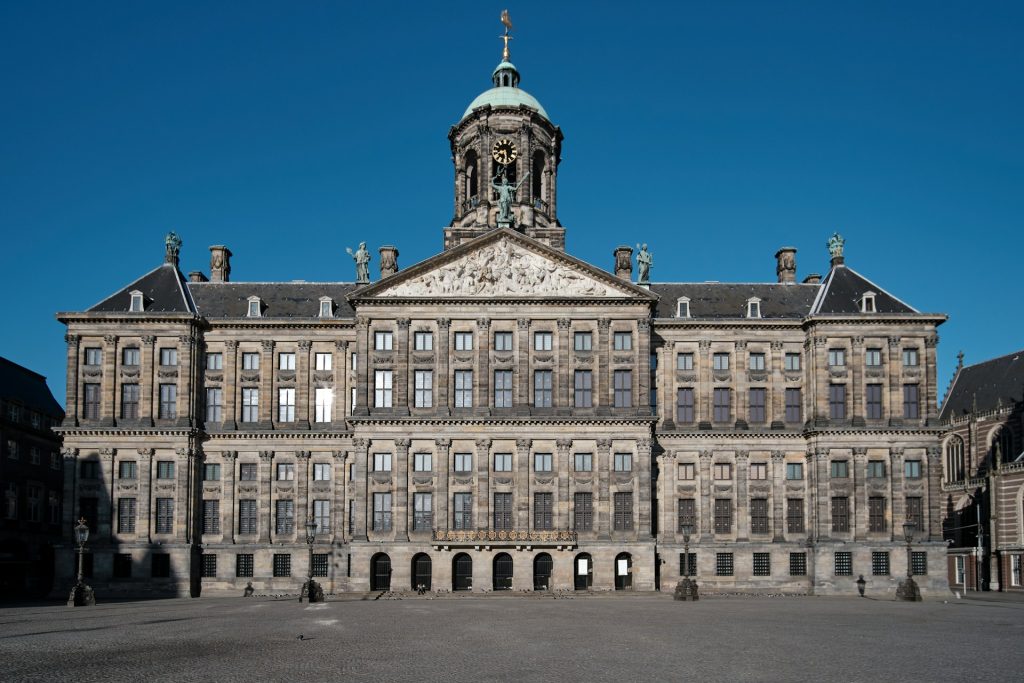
[136,448,154,457]
[597,439,612,450]
[770,451,785,461]
[493,355,513,364]
[238,484,258,494]
[516,438,532,450]
[613,355,633,364]
[239,372,260,383]
[574,355,593,365]
[278,370,296,382]
[205,373,223,383]
[313,371,333,382]
[535,355,553,363]
[379,238,620,297]
[434,438,451,449]
[412,355,434,364]
[677,372,697,382]
[121,368,140,379]
[158,369,179,379]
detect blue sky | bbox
[2,1,1021,407]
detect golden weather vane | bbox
[500,9,513,61]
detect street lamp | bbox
[896,522,922,601]
[301,517,323,603]
[67,518,95,607]
[673,524,698,601]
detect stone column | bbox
[354,318,370,416]
[597,319,611,414]
[812,337,828,426]
[889,447,904,542]
[771,451,785,541]
[556,439,572,529]
[297,341,312,429]
[102,335,118,427]
[141,336,156,427]
[177,334,194,428]
[476,318,491,415]
[334,340,348,422]
[557,318,571,412]
[736,450,749,541]
[516,319,531,411]
[223,451,237,543]
[476,439,491,530]
[395,320,410,416]
[351,439,369,541]
[815,449,829,539]
[887,336,902,426]
[223,341,238,430]
[436,319,451,414]
[926,446,942,540]
[637,438,653,538]
[394,439,410,541]
[853,447,868,540]
[436,439,451,532]
[769,342,784,428]
[64,334,80,426]
[597,438,612,539]
[332,451,347,543]
[516,439,531,529]
[924,336,939,424]
[850,337,864,426]
[733,340,747,428]
[637,320,651,416]
[698,340,712,427]
[698,450,712,537]
[258,451,273,543]
[260,341,274,427]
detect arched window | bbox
[493,552,513,590]
[614,552,633,591]
[370,553,391,591]
[411,553,431,591]
[573,552,593,591]
[533,553,553,591]
[464,150,479,206]
[946,435,965,482]
[532,150,545,206]
[452,553,472,591]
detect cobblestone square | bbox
[1,594,1021,682]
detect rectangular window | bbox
[784,388,801,423]
[911,551,928,576]
[905,496,924,530]
[203,463,221,481]
[314,499,331,533]
[5,483,18,519]
[454,492,474,530]
[574,453,592,472]
[676,388,694,423]
[903,384,920,419]
[677,352,694,371]
[532,370,551,408]
[677,463,695,480]
[155,498,174,534]
[786,462,803,480]
[122,347,140,366]
[205,387,223,423]
[490,370,512,409]
[454,370,473,408]
[121,384,140,419]
[867,460,886,478]
[313,463,332,481]
[831,497,850,533]
[315,388,333,422]
[534,453,553,473]
[866,384,883,420]
[789,553,807,576]
[83,383,101,420]
[828,384,846,420]
[493,453,511,472]
[454,452,473,473]
[753,552,771,576]
[828,348,845,367]
[492,492,511,530]
[872,551,890,576]
[413,332,433,351]
[713,388,731,422]
[614,453,632,472]
[787,498,804,533]
[831,460,849,479]
[374,370,393,408]
[574,332,592,351]
[241,388,259,422]
[200,554,217,578]
[748,388,766,423]
[202,500,220,534]
[713,463,731,480]
[117,498,136,533]
[534,492,553,530]
[413,370,433,408]
[748,353,766,371]
[159,348,177,366]
[574,492,593,531]
[206,352,223,370]
[113,553,132,579]
[312,554,329,578]
[159,384,177,419]
[751,499,769,534]
[275,499,295,534]
[118,461,137,480]
[413,493,432,531]
[574,370,593,408]
[373,453,392,473]
[714,499,732,533]
[865,348,882,367]
[273,554,291,578]
[613,370,632,408]
[904,460,922,479]
[712,353,730,371]
[784,353,801,371]
[238,500,258,535]
[242,352,259,370]
[494,331,513,351]
[868,497,886,532]
[277,462,295,480]
[413,452,432,472]
[749,462,767,480]
[903,348,919,367]
[156,461,175,479]
[613,492,633,531]
[677,498,696,532]
[834,551,853,576]
[534,331,553,351]
[375,331,393,351]
[315,352,332,371]
[613,332,632,351]
[454,332,473,351]
[239,463,257,481]
[716,553,734,576]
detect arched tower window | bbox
[993,427,1015,466]
[532,150,545,205]
[464,150,479,205]
[946,435,965,482]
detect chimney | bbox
[379,245,399,279]
[775,247,797,284]
[802,273,821,285]
[209,245,232,282]
[613,245,633,281]
[188,271,208,283]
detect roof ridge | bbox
[960,347,1024,370]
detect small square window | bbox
[749,462,767,480]
[494,332,513,351]
[865,348,882,367]
[156,461,175,479]
[713,463,731,480]
[375,331,394,351]
[911,551,928,576]
[130,292,144,312]
[748,353,766,371]
[753,552,771,576]
[493,453,512,472]
[201,554,217,578]
[872,551,890,576]
[454,332,473,351]
[785,462,803,480]
[613,332,632,351]
[315,352,332,371]
[118,461,137,480]
[784,353,801,371]
[830,461,849,478]
[712,353,730,371]
[867,460,886,478]
[160,348,177,366]
[574,453,592,472]
[747,300,761,318]
[534,453,552,472]
[278,353,296,371]
[903,348,919,367]
[206,353,223,370]
[454,452,473,473]
[789,553,807,576]
[273,554,291,577]
[319,299,333,318]
[828,348,845,367]
[534,332,553,351]
[834,551,853,576]
[574,332,592,351]
[677,299,690,318]
[276,462,296,480]
[203,463,221,481]
[373,453,392,472]
[414,332,433,351]
[247,299,261,317]
[313,463,332,481]
[413,453,432,472]
[715,553,734,576]
[122,348,140,366]
[904,460,922,479]
[242,353,260,370]
[236,554,254,577]
[677,463,695,480]
[676,352,694,371]
[613,453,632,472]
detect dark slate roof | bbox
[0,357,64,418]
[810,266,917,315]
[88,264,196,314]
[650,283,820,319]
[188,282,358,319]
[940,349,1024,421]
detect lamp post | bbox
[67,518,95,606]
[896,522,922,601]
[301,518,324,603]
[673,524,698,601]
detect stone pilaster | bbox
[476,439,491,530]
[334,340,348,422]
[515,438,531,529]
[556,439,572,529]
[597,438,612,539]
[924,336,939,424]
[771,451,785,541]
[223,340,238,430]
[736,450,749,541]
[61,448,78,534]
[258,450,273,543]
[698,340,712,427]
[887,336,902,426]
[136,448,153,542]
[926,446,942,540]
[140,336,156,427]
[597,319,611,414]
[260,340,274,427]
[222,451,237,543]
[395,320,410,416]
[296,341,312,429]
[64,334,80,426]
[657,453,672,543]
[853,447,868,540]
[698,450,712,537]
[177,334,194,427]
[637,320,651,416]
[436,319,451,414]
[557,318,571,413]
[354,318,370,416]
[516,319,530,412]
[812,337,828,426]
[734,340,748,429]
[637,438,653,538]
[98,448,115,539]
[296,450,311,534]
[102,335,118,427]
[769,341,784,428]
[476,318,490,415]
[394,439,410,540]
[435,439,451,532]
[176,447,192,543]
[889,447,904,542]
[332,451,347,543]
[351,439,369,541]
[815,449,829,539]
[658,346,674,430]
[850,337,864,426]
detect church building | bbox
[54,25,949,598]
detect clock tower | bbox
[445,24,564,250]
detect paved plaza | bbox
[1,593,1022,681]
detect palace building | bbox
[54,31,949,598]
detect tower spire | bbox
[500,9,513,61]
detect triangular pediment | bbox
[352,229,655,301]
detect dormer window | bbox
[247,296,262,318]
[746,298,762,319]
[319,297,333,318]
[677,297,690,318]
[860,291,877,313]
[129,290,144,313]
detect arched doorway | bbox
[453,553,473,591]
[614,553,633,591]
[411,553,432,591]
[534,553,553,591]
[370,553,391,591]
[574,552,593,591]
[493,553,513,591]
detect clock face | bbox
[491,138,518,165]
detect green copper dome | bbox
[461,60,550,121]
